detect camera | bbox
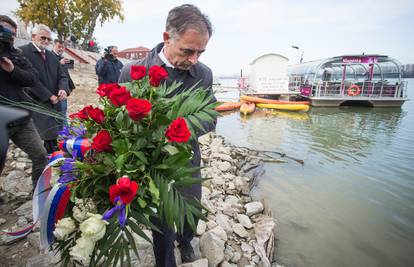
[103,46,115,61]
[0,25,13,57]
[65,59,74,69]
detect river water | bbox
[215,78,414,267]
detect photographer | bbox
[52,39,75,123]
[95,45,123,84]
[0,15,48,188]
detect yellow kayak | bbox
[240,102,255,115]
[256,103,309,112]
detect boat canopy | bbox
[288,55,403,82]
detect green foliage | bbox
[15,0,124,46]
[56,68,217,266]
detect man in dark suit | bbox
[119,4,216,267]
[52,39,75,124]
[20,24,69,153]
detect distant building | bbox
[118,46,150,60]
[403,64,414,78]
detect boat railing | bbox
[312,80,407,99]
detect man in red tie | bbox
[19,24,70,153]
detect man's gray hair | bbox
[166,4,212,39]
[32,24,51,35]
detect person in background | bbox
[52,39,75,124]
[119,4,216,267]
[95,45,123,84]
[0,15,48,188]
[19,24,69,154]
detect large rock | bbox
[26,252,59,267]
[220,261,237,267]
[15,200,33,220]
[192,237,203,260]
[215,213,232,234]
[27,232,40,252]
[241,242,254,258]
[237,214,253,229]
[200,232,225,267]
[197,220,207,236]
[209,138,224,153]
[213,161,232,173]
[244,202,264,217]
[209,226,228,242]
[232,224,249,238]
[198,133,212,146]
[131,230,156,267]
[1,170,32,196]
[179,258,208,267]
[210,153,234,163]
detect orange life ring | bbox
[347,84,361,96]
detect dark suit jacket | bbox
[19,42,69,140]
[119,42,217,199]
[51,51,76,92]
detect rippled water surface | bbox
[215,79,414,267]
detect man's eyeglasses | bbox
[40,36,52,42]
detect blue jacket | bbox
[95,58,123,84]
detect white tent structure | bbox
[247,53,291,95]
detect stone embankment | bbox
[1,133,278,267]
[0,66,280,267]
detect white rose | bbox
[79,213,108,242]
[53,217,76,240]
[69,236,95,266]
[72,198,97,222]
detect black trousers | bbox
[7,119,48,186]
[151,171,202,267]
[151,216,196,267]
[43,139,58,154]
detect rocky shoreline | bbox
[0,66,280,267]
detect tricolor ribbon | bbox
[3,151,71,242]
[60,137,90,160]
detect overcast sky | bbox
[2,0,414,76]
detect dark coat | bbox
[51,51,75,92]
[96,58,124,84]
[19,42,69,140]
[119,43,217,199]
[0,47,40,126]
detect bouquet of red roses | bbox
[40,65,219,266]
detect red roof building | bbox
[118,46,150,60]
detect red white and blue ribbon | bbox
[40,184,71,248]
[60,137,90,160]
[2,151,67,239]
[33,151,65,222]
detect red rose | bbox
[126,98,152,121]
[165,117,191,143]
[130,65,147,80]
[96,83,120,97]
[70,105,93,120]
[149,65,168,87]
[108,86,131,107]
[88,107,105,124]
[91,130,112,152]
[88,40,95,47]
[109,176,139,204]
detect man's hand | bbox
[0,57,14,73]
[59,58,70,65]
[50,95,59,104]
[58,89,67,101]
